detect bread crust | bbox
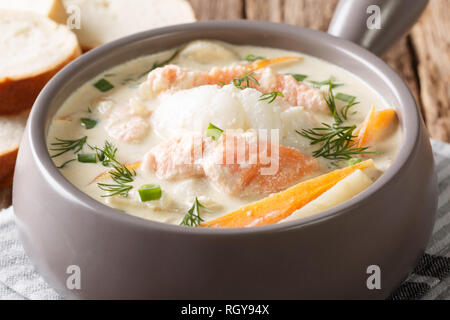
[0,45,81,115]
[0,145,19,188]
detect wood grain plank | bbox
[382,36,422,119]
[282,0,338,31]
[410,0,450,142]
[245,0,422,117]
[245,0,284,22]
[246,0,338,31]
[188,0,244,20]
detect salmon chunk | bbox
[142,134,205,180]
[142,133,320,197]
[141,60,328,112]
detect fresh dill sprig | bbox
[98,183,133,198]
[56,159,76,169]
[259,91,284,103]
[323,87,360,123]
[50,136,87,158]
[90,141,117,167]
[335,93,360,120]
[298,79,372,161]
[297,123,374,160]
[92,141,136,197]
[232,72,260,89]
[120,48,181,87]
[180,197,206,227]
[108,161,135,184]
[324,86,343,124]
[137,48,181,79]
[97,161,135,197]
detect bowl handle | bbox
[328,0,428,56]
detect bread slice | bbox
[0,10,81,115]
[0,0,68,24]
[62,0,196,50]
[0,110,29,187]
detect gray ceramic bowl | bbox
[13,13,437,299]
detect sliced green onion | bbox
[80,118,97,129]
[138,184,162,202]
[77,153,97,163]
[93,78,114,92]
[245,54,266,62]
[287,73,308,82]
[309,79,343,89]
[335,93,356,103]
[206,123,224,141]
[347,157,363,166]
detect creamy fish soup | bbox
[47,40,401,228]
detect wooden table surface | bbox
[1,0,448,210]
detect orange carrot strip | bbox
[54,115,72,121]
[202,159,375,228]
[89,162,141,184]
[247,56,303,71]
[355,107,397,148]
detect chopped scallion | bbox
[286,73,308,82]
[77,153,97,163]
[335,93,356,102]
[347,157,363,166]
[245,54,266,62]
[80,118,97,129]
[309,78,343,89]
[138,184,162,202]
[93,78,114,92]
[206,123,224,141]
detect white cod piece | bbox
[151,84,284,139]
[280,106,320,155]
[234,86,282,132]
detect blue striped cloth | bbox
[1,139,449,300]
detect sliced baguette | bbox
[0,110,29,187]
[0,0,68,24]
[0,10,81,115]
[62,0,196,50]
